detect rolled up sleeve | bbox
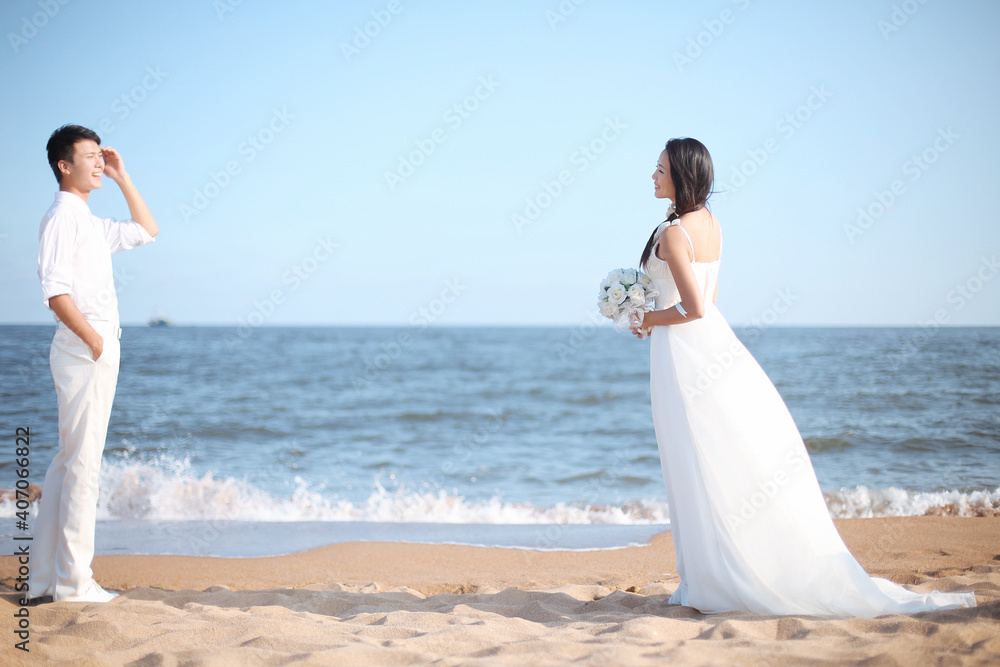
[102,217,155,254]
[38,214,76,309]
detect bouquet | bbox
[598,268,658,337]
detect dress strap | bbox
[667,220,696,262]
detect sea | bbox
[1,325,998,557]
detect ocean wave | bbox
[824,486,1000,518]
[93,457,671,524]
[1,458,997,523]
[803,437,855,452]
[395,410,493,423]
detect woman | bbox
[633,137,976,616]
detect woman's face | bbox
[652,149,675,201]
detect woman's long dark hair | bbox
[640,137,715,269]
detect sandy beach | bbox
[2,516,998,665]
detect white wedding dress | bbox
[645,219,977,617]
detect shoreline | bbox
[2,516,998,665]
[82,515,1000,594]
[2,516,996,594]
[86,519,671,558]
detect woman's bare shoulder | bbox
[678,209,722,261]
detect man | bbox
[29,125,158,603]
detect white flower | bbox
[599,300,617,318]
[622,268,638,286]
[606,270,624,286]
[638,272,652,287]
[607,282,627,305]
[628,284,645,304]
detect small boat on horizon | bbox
[148,312,173,327]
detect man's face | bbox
[60,139,104,193]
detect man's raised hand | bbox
[100,147,127,183]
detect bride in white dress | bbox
[633,137,977,617]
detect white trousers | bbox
[29,322,121,600]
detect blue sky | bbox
[1,0,997,326]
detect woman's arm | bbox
[634,224,705,332]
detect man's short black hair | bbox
[46,125,101,183]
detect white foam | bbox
[92,457,671,524]
[824,485,1000,518]
[2,457,996,523]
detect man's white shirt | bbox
[38,191,154,323]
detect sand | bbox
[2,516,998,665]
